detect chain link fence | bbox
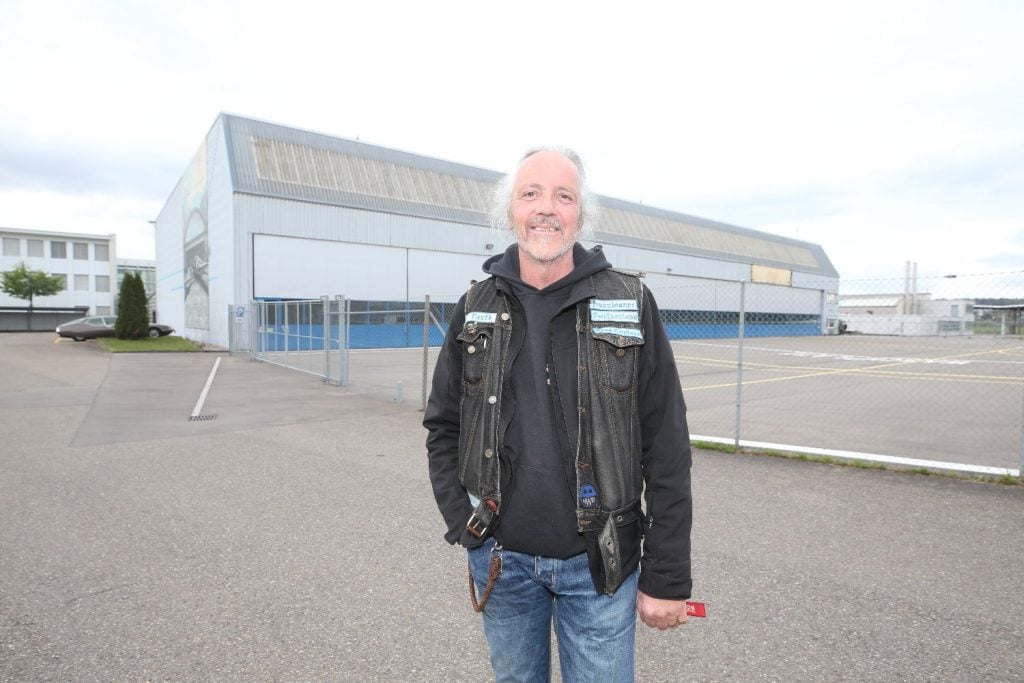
[656,269,1023,476]
[228,297,447,402]
[229,298,348,385]
[227,269,1022,477]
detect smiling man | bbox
[425,147,693,682]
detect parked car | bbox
[55,316,175,341]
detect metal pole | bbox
[422,294,430,412]
[321,295,330,383]
[283,301,290,367]
[250,301,257,361]
[734,281,746,448]
[337,295,348,387]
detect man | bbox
[424,147,693,682]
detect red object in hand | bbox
[685,601,707,618]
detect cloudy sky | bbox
[1,0,1021,288]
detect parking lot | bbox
[2,332,1023,681]
[672,334,1024,472]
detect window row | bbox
[2,237,109,261]
[48,274,111,293]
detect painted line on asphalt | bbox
[691,434,1020,478]
[191,356,221,419]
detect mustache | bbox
[527,216,563,230]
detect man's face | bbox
[509,151,582,266]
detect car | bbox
[56,316,175,341]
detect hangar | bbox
[154,114,839,350]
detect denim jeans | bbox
[468,538,638,682]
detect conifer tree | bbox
[115,272,149,339]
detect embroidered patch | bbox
[590,299,637,311]
[466,311,497,324]
[579,485,599,508]
[590,310,640,323]
[593,326,644,339]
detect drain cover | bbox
[189,414,218,422]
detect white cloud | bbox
[0,0,1021,283]
[0,189,158,259]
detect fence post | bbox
[321,295,330,383]
[734,280,746,449]
[283,301,290,367]
[422,294,431,411]
[250,300,259,362]
[336,295,348,387]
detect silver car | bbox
[56,316,174,341]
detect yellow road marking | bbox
[677,353,1024,391]
[675,355,1022,382]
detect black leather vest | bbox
[456,269,645,594]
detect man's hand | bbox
[637,591,688,630]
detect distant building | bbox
[1,227,118,315]
[839,293,975,335]
[155,114,840,350]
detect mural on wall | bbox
[182,143,209,329]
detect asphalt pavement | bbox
[2,332,1022,682]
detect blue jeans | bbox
[468,538,638,682]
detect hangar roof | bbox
[221,114,838,278]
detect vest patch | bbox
[590,310,640,323]
[593,326,644,339]
[466,311,497,324]
[579,485,599,508]
[590,299,637,311]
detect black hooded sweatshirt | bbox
[482,243,612,558]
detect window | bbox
[94,244,109,261]
[95,275,110,293]
[27,239,44,257]
[51,241,67,258]
[2,237,19,256]
[73,242,89,260]
[51,273,66,289]
[950,304,960,317]
[74,274,90,291]
[96,306,111,315]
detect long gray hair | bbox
[489,146,600,240]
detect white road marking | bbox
[191,357,221,419]
[691,434,1020,478]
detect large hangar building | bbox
[154,114,839,349]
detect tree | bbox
[130,271,150,327]
[1,262,65,310]
[115,271,150,339]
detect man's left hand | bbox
[636,591,688,630]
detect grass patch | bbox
[691,440,737,454]
[851,459,888,470]
[98,335,205,352]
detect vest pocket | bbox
[591,329,643,392]
[457,325,492,384]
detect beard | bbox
[517,216,576,264]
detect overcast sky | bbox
[1,0,1021,289]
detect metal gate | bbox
[230,297,347,386]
